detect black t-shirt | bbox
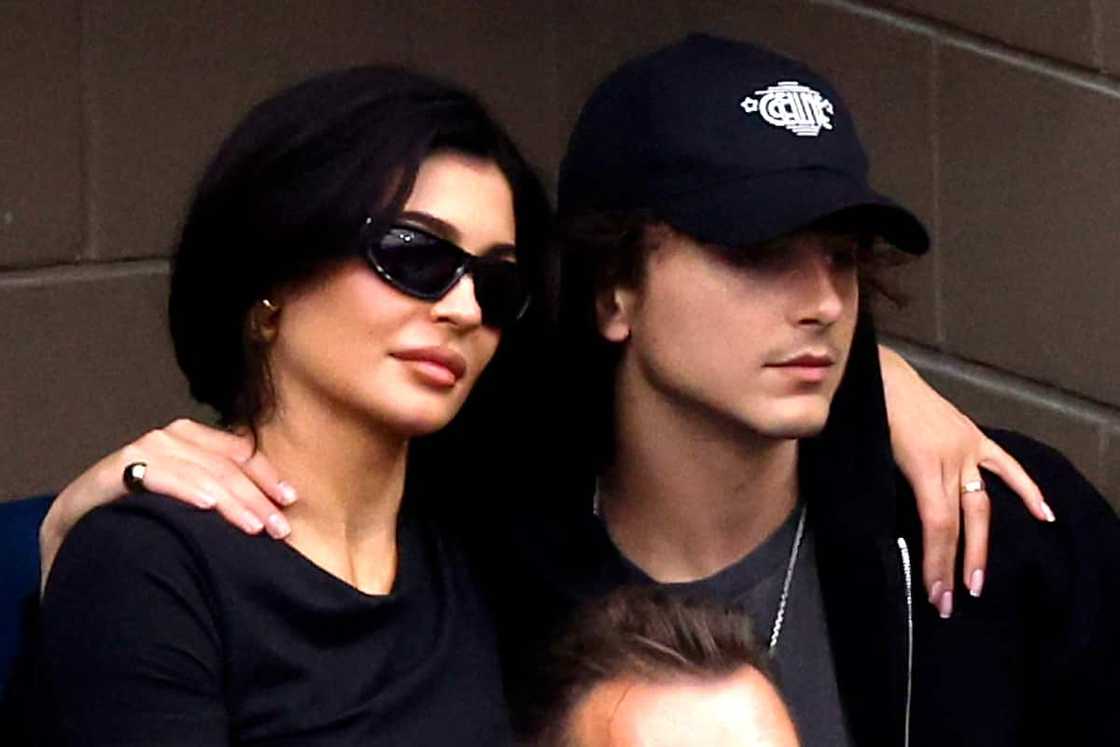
[38,492,513,746]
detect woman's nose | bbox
[431,274,484,328]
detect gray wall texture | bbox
[2,0,1118,508]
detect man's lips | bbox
[764,351,837,384]
[766,352,836,368]
[392,346,468,383]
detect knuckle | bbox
[924,511,956,536]
[168,418,195,432]
[147,427,177,448]
[924,559,949,579]
[200,478,232,505]
[212,497,238,517]
[215,471,262,507]
[964,498,991,520]
[120,442,147,463]
[242,454,272,480]
[135,430,160,448]
[229,441,254,464]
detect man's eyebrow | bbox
[398,210,517,259]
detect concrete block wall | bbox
[2,0,1116,509]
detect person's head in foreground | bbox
[527,587,799,747]
[553,33,928,466]
[172,65,550,443]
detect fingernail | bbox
[928,580,944,606]
[969,569,984,598]
[243,511,265,533]
[196,493,218,509]
[277,481,299,506]
[265,513,291,539]
[1040,501,1056,523]
[939,590,954,619]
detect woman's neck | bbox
[255,394,410,595]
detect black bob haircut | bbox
[169,65,551,427]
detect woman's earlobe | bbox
[250,298,282,343]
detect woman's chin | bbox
[380,400,465,438]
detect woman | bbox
[38,65,1050,745]
[39,66,549,745]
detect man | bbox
[488,34,1120,746]
[525,587,798,747]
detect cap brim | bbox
[658,169,930,254]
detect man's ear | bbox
[595,284,637,342]
[595,221,665,343]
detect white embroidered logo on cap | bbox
[740,81,834,137]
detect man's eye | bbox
[825,235,872,268]
[830,246,859,267]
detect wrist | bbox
[38,504,65,594]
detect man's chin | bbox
[752,405,832,440]
[761,422,828,441]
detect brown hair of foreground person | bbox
[523,587,800,746]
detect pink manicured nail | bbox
[242,511,265,533]
[928,580,944,606]
[969,569,984,598]
[938,590,953,619]
[1040,501,1056,523]
[195,493,218,509]
[277,481,299,506]
[265,513,291,539]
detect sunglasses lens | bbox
[373,228,464,297]
[474,262,530,327]
[370,225,529,328]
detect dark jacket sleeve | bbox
[39,501,229,746]
[990,430,1120,743]
[900,430,1120,746]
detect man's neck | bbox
[599,380,800,583]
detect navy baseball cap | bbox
[558,34,929,254]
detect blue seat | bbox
[0,495,53,695]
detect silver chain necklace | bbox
[769,504,807,653]
[592,485,807,653]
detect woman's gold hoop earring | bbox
[253,298,281,343]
